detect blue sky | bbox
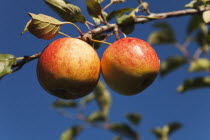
[0,0,210,140]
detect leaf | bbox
[96,0,104,3]
[188,58,210,72]
[80,94,95,106]
[107,8,134,21]
[167,122,182,135]
[195,29,210,52]
[108,123,138,139]
[22,13,63,40]
[151,122,182,139]
[92,11,108,25]
[0,54,16,78]
[148,22,176,45]
[45,0,86,23]
[125,113,142,126]
[177,76,210,93]
[161,56,188,76]
[86,111,107,122]
[203,10,210,24]
[86,0,102,18]
[91,34,108,49]
[52,100,78,108]
[185,0,204,9]
[94,81,111,115]
[60,125,83,140]
[111,0,125,4]
[117,14,135,34]
[187,15,204,34]
[112,136,123,140]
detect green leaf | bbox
[148,22,176,45]
[202,10,210,24]
[92,11,108,25]
[22,13,63,40]
[187,15,204,35]
[96,0,104,3]
[188,58,210,72]
[117,14,135,25]
[86,0,102,18]
[94,81,111,115]
[0,54,16,78]
[167,122,182,135]
[86,111,107,122]
[161,56,188,76]
[151,122,182,139]
[108,123,138,139]
[195,29,210,53]
[107,8,134,21]
[52,100,78,108]
[125,113,142,126]
[45,0,86,23]
[177,76,210,93]
[60,125,83,140]
[91,34,108,49]
[80,94,95,106]
[185,0,204,8]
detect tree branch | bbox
[10,8,210,74]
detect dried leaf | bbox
[45,0,86,23]
[125,113,142,126]
[94,81,111,115]
[188,58,210,72]
[148,22,176,45]
[60,126,83,140]
[161,56,188,76]
[0,54,16,78]
[108,123,138,139]
[177,76,210,93]
[86,0,102,18]
[22,13,63,40]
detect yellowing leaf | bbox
[22,13,63,40]
[202,10,210,24]
[52,100,78,108]
[60,126,83,140]
[188,58,210,72]
[86,111,107,122]
[0,54,16,78]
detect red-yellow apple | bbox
[101,37,160,95]
[37,37,100,99]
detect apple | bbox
[37,37,100,99]
[101,37,160,95]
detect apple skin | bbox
[101,37,160,95]
[37,37,100,99]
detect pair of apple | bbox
[37,37,160,100]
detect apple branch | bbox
[10,8,210,75]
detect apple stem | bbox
[118,31,127,38]
[62,22,84,37]
[89,38,111,45]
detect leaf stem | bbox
[89,38,111,45]
[62,22,84,36]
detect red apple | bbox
[37,37,100,99]
[101,37,160,95]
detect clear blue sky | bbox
[0,0,210,140]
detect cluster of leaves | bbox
[147,14,210,93]
[52,81,181,140]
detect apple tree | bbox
[0,0,210,140]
